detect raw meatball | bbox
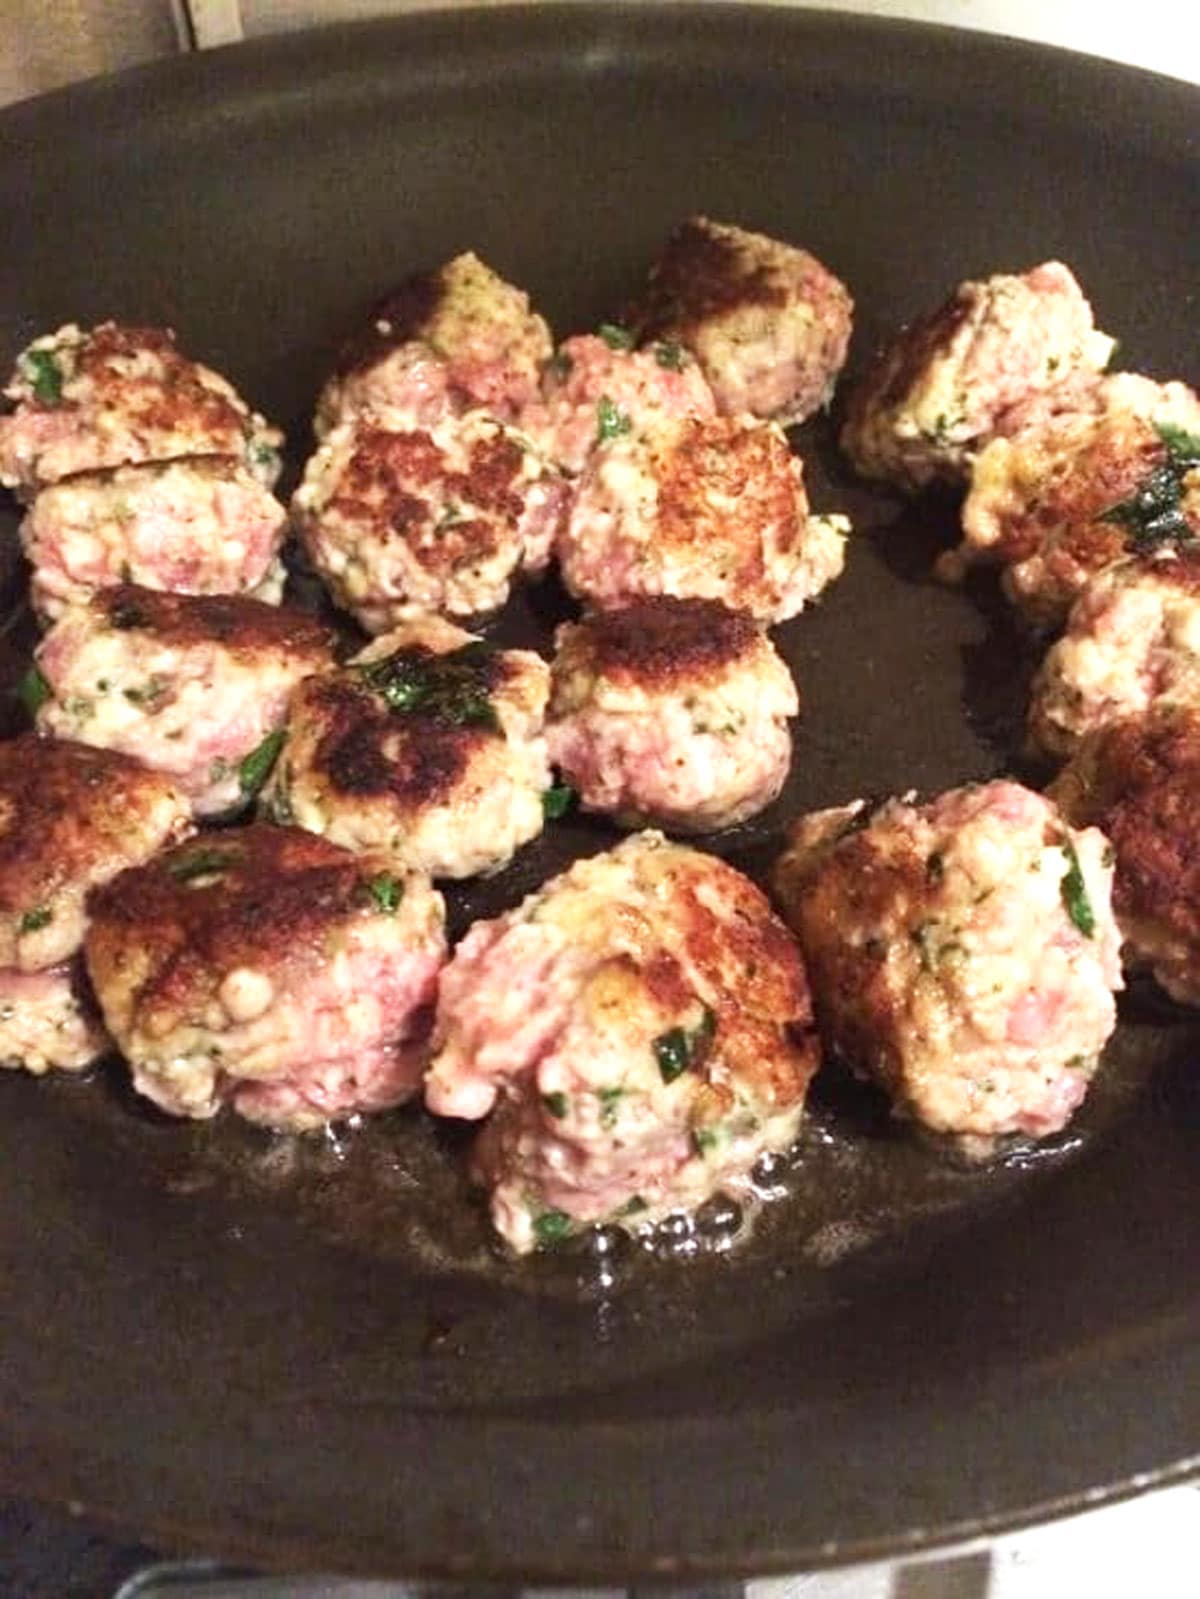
[426,830,820,1253]
[0,322,282,497]
[945,373,1200,626]
[315,251,553,436]
[558,412,848,622]
[85,825,447,1128]
[628,216,853,426]
[263,614,551,880]
[20,457,287,622]
[33,586,334,817]
[520,330,716,474]
[0,735,190,1074]
[1028,549,1200,760]
[547,598,797,832]
[293,412,567,633]
[1050,707,1200,1004]
[772,780,1122,1148]
[841,262,1115,493]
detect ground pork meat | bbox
[33,586,334,817]
[558,411,848,621]
[841,262,1115,493]
[0,962,109,1076]
[627,217,853,426]
[425,830,820,1253]
[943,373,1200,626]
[262,614,551,880]
[547,598,797,832]
[772,780,1122,1148]
[85,824,447,1129]
[519,330,716,474]
[1050,707,1200,1005]
[20,457,287,621]
[293,411,567,632]
[1028,549,1200,761]
[315,252,553,436]
[0,322,282,498]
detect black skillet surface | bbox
[0,6,1198,1583]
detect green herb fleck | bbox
[598,322,635,352]
[596,395,632,444]
[1060,836,1096,939]
[653,1006,716,1084]
[547,348,574,383]
[692,1125,721,1156]
[20,348,63,406]
[542,1091,569,1119]
[362,871,404,915]
[1098,424,1200,552]
[238,727,286,797]
[598,1085,624,1129]
[541,782,575,820]
[654,339,686,371]
[248,440,281,478]
[1156,421,1200,467]
[618,1194,648,1217]
[167,847,238,883]
[1064,1053,1089,1071]
[532,1209,573,1246]
[123,676,167,706]
[17,665,50,717]
[359,643,500,732]
[19,905,52,935]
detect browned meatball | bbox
[85,825,447,1129]
[1050,706,1200,1004]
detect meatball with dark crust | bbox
[263,614,551,880]
[293,412,568,632]
[85,824,447,1128]
[547,598,797,832]
[841,262,1115,493]
[558,412,848,622]
[315,251,553,437]
[34,586,335,817]
[773,780,1122,1149]
[0,322,282,498]
[628,216,853,426]
[1050,707,1200,1005]
[426,830,820,1253]
[0,735,190,1074]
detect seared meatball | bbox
[0,323,282,497]
[558,412,848,621]
[33,587,334,817]
[773,781,1122,1147]
[520,331,716,475]
[841,262,1115,493]
[20,457,287,622]
[315,252,552,436]
[945,373,1200,626]
[0,735,190,1073]
[547,598,797,832]
[263,615,551,880]
[85,825,447,1128]
[293,412,567,633]
[1051,707,1200,1004]
[426,831,819,1253]
[628,217,853,426]
[1028,549,1200,760]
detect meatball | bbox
[263,615,551,880]
[315,252,553,436]
[520,330,716,475]
[19,457,287,622]
[547,598,797,832]
[33,586,334,817]
[558,412,848,622]
[85,825,447,1128]
[772,780,1122,1147]
[1050,707,1200,1004]
[0,735,190,1074]
[426,830,820,1253]
[841,262,1115,492]
[293,412,567,633]
[1028,549,1200,761]
[945,373,1200,626]
[628,216,853,426]
[0,322,282,498]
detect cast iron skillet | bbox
[0,5,1197,1581]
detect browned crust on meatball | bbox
[631,217,792,334]
[61,324,247,438]
[555,597,763,689]
[0,735,182,913]
[86,825,394,1014]
[90,584,335,657]
[331,270,450,379]
[843,295,974,436]
[657,415,805,560]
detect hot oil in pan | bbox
[9,414,1198,1304]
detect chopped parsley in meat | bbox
[541,781,575,820]
[19,905,53,935]
[238,727,286,797]
[1059,836,1096,938]
[1099,422,1200,551]
[654,1006,716,1083]
[359,643,500,732]
[17,666,50,716]
[20,349,64,407]
[597,322,636,351]
[361,871,404,915]
[596,395,633,443]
